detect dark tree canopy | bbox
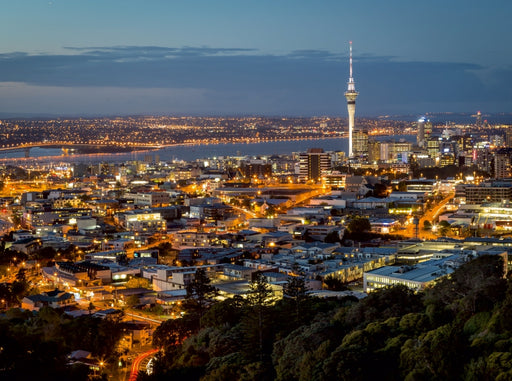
[183,268,218,330]
[347,217,371,234]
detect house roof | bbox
[24,289,74,303]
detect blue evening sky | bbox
[0,0,510,117]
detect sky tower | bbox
[345,41,358,158]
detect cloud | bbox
[0,82,209,115]
[62,45,257,59]
[0,45,510,115]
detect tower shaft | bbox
[344,41,358,158]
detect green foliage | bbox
[273,321,333,381]
[153,317,194,349]
[201,296,244,328]
[0,309,125,380]
[142,255,512,381]
[323,275,348,291]
[373,182,389,198]
[125,294,140,307]
[347,216,371,234]
[400,324,467,381]
[125,276,151,289]
[242,274,276,362]
[323,230,341,243]
[10,268,30,303]
[204,352,244,380]
[438,220,451,228]
[343,285,424,329]
[157,242,175,258]
[463,311,492,337]
[282,276,310,326]
[425,254,507,319]
[183,269,218,330]
[36,246,57,260]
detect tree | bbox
[343,285,423,329]
[283,276,310,326]
[15,267,26,283]
[324,275,347,291]
[425,254,507,318]
[201,296,245,328]
[241,198,252,210]
[264,204,276,217]
[400,323,466,380]
[153,318,194,349]
[125,277,151,289]
[438,220,451,236]
[373,183,389,198]
[11,268,29,303]
[11,213,21,228]
[60,244,80,261]
[324,231,341,243]
[397,181,407,192]
[243,273,276,362]
[183,269,218,330]
[126,295,140,307]
[347,217,371,234]
[0,282,15,307]
[37,246,57,260]
[157,242,173,254]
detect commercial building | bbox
[353,129,369,158]
[464,181,512,204]
[125,191,170,207]
[116,210,166,233]
[298,148,331,182]
[494,148,512,179]
[364,256,458,292]
[239,160,272,179]
[379,141,412,163]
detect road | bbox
[128,348,159,381]
[125,311,168,325]
[401,192,454,239]
[419,191,455,239]
[125,236,173,257]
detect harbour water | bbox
[0,135,415,164]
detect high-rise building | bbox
[455,134,474,153]
[473,147,493,173]
[368,141,381,163]
[344,41,358,158]
[505,128,512,148]
[494,149,512,179]
[439,153,456,167]
[299,148,331,182]
[417,117,425,148]
[239,160,272,179]
[353,129,369,157]
[426,137,440,163]
[475,111,482,128]
[379,141,412,163]
[425,119,433,140]
[417,117,433,148]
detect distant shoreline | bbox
[2,131,414,153]
[0,133,416,164]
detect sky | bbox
[0,0,511,117]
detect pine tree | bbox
[183,268,218,330]
[243,273,276,362]
[283,276,310,326]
